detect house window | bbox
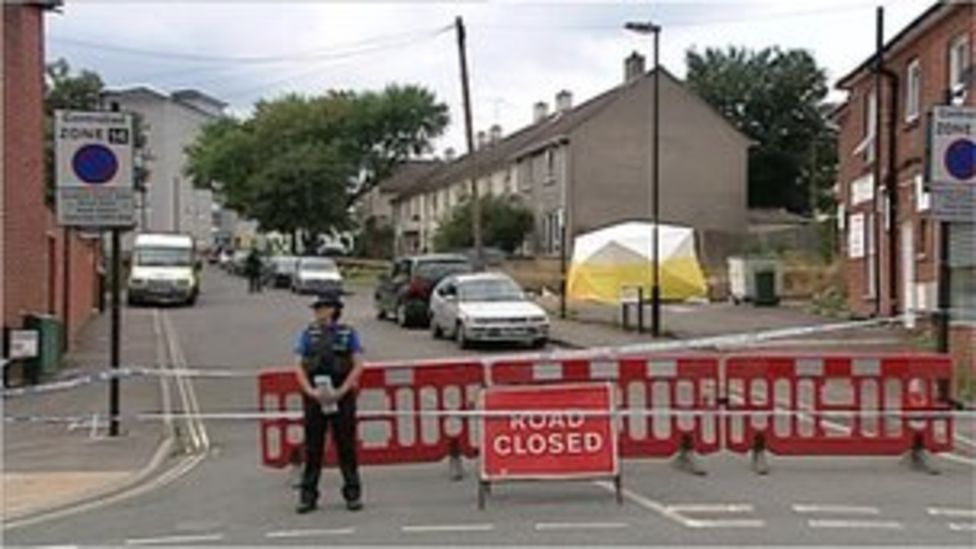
[848,212,865,259]
[543,209,564,254]
[905,59,921,122]
[914,174,930,212]
[866,212,876,298]
[918,217,929,257]
[545,149,556,184]
[948,34,971,100]
[855,90,877,163]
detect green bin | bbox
[24,314,63,378]
[753,270,780,307]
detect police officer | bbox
[292,290,365,513]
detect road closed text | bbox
[493,413,605,457]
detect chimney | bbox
[624,51,646,83]
[533,101,549,123]
[444,147,456,161]
[555,90,573,113]
[490,124,502,143]
[477,130,488,149]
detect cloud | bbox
[46,0,933,153]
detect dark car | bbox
[374,254,473,327]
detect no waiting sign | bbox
[55,110,135,227]
[929,106,976,222]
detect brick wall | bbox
[3,4,48,331]
[3,4,103,350]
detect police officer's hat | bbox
[310,290,344,310]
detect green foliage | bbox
[433,194,534,254]
[43,59,105,203]
[185,85,448,239]
[685,46,837,216]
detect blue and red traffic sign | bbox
[71,144,119,185]
[944,138,976,182]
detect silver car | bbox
[291,257,343,294]
[429,273,549,349]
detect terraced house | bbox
[387,52,751,262]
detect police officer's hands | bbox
[318,386,339,405]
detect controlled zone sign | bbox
[480,382,618,481]
[55,110,135,227]
[929,106,976,222]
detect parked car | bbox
[268,255,300,288]
[218,249,234,271]
[429,272,549,349]
[291,257,343,294]
[229,250,249,275]
[374,254,473,327]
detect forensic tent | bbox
[567,221,708,304]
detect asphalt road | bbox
[4,268,975,546]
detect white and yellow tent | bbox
[567,221,707,304]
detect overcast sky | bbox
[46,0,935,153]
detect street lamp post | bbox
[625,21,662,337]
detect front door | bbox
[901,222,916,328]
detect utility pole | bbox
[455,16,483,269]
[872,7,883,317]
[625,20,662,337]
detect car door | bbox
[429,277,455,331]
[440,279,461,332]
[390,259,412,307]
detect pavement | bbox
[2,267,973,546]
[1,305,171,521]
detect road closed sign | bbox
[480,382,618,481]
[929,106,976,222]
[55,110,135,227]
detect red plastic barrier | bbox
[258,361,484,468]
[487,354,721,458]
[724,354,955,456]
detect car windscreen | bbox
[134,247,193,267]
[459,278,524,302]
[301,259,338,272]
[415,261,471,282]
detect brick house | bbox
[2,1,102,352]
[834,1,973,364]
[390,52,751,261]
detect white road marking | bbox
[126,533,224,545]
[936,452,976,466]
[792,504,881,515]
[685,519,766,528]
[534,521,629,531]
[401,524,495,533]
[954,433,976,449]
[928,507,976,518]
[265,528,355,538]
[666,504,754,513]
[948,523,976,532]
[808,519,903,530]
[592,481,765,529]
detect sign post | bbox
[479,383,620,509]
[927,106,975,354]
[55,109,135,437]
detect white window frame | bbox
[914,174,930,212]
[948,34,970,95]
[904,59,921,123]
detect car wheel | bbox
[531,337,548,349]
[396,303,410,328]
[455,322,470,349]
[376,306,387,321]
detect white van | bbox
[128,233,200,306]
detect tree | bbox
[685,46,837,215]
[185,85,448,245]
[43,59,150,202]
[43,59,104,202]
[433,194,534,254]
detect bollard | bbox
[637,287,645,334]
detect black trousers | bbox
[248,275,262,293]
[300,395,361,504]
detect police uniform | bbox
[293,296,363,512]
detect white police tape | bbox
[5,408,974,424]
[0,314,931,400]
